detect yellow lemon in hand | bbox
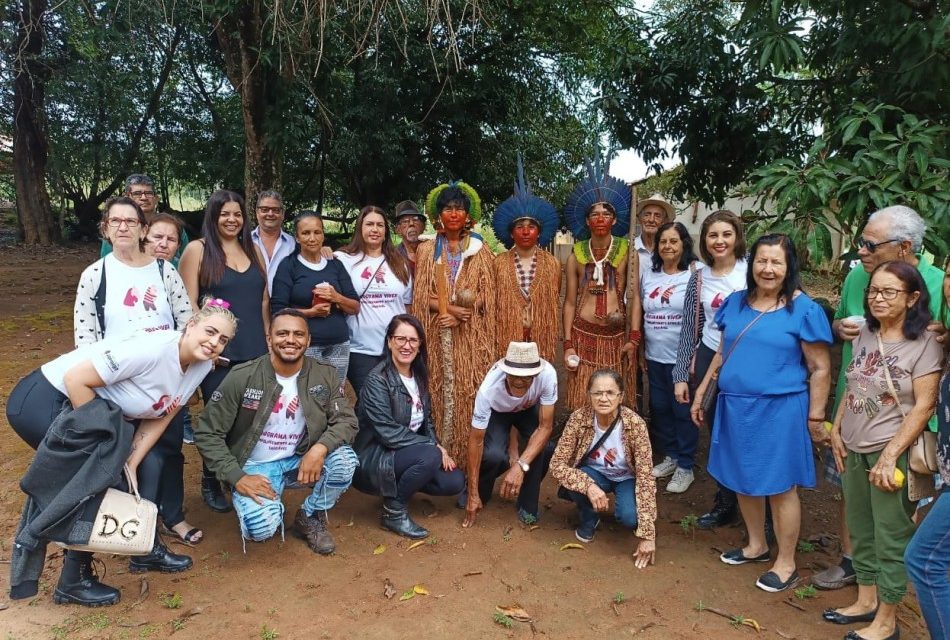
[823,421,834,433]
[893,468,905,488]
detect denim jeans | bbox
[567,465,638,529]
[232,445,358,547]
[905,489,950,638]
[647,360,698,470]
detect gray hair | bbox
[124,174,155,193]
[868,205,927,252]
[257,190,283,210]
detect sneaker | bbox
[575,517,601,543]
[755,570,800,593]
[720,548,770,565]
[666,467,694,493]
[651,456,677,478]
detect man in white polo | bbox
[461,342,557,527]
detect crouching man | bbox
[196,309,359,554]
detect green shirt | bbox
[100,227,189,267]
[833,258,945,428]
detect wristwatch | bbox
[517,459,530,473]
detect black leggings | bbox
[392,443,465,502]
[347,352,385,400]
[7,368,185,526]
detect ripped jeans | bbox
[232,445,358,548]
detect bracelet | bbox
[563,339,574,351]
[628,330,642,345]
[807,417,824,423]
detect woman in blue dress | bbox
[692,234,833,593]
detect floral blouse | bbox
[551,405,657,541]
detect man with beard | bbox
[392,201,427,277]
[195,310,359,555]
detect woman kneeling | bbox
[551,369,656,568]
[353,314,465,538]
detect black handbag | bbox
[557,414,622,501]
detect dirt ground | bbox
[0,243,933,640]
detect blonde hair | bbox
[189,296,239,333]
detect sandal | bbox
[165,523,204,545]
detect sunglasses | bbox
[857,238,900,253]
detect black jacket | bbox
[11,398,133,599]
[353,361,438,497]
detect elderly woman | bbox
[825,261,941,640]
[5,301,236,606]
[353,314,464,539]
[692,234,832,593]
[551,369,656,568]
[905,256,950,640]
[271,211,360,387]
[145,212,185,266]
[641,221,701,494]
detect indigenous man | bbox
[492,158,561,363]
[195,310,359,555]
[413,182,496,466]
[634,194,675,278]
[101,174,190,262]
[562,157,640,409]
[251,190,296,293]
[461,342,557,527]
[392,200,427,278]
[813,205,946,591]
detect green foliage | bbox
[796,539,817,553]
[159,592,183,609]
[794,585,818,600]
[613,591,626,604]
[259,624,279,640]
[492,612,514,628]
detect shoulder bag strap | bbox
[719,302,774,367]
[692,266,702,347]
[876,331,907,418]
[358,258,386,299]
[576,414,623,468]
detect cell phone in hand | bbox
[216,356,231,367]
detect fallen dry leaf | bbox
[175,607,203,621]
[741,618,761,632]
[373,544,386,555]
[399,589,416,601]
[528,525,540,531]
[407,540,427,551]
[383,579,396,600]
[0,602,8,611]
[139,577,149,599]
[412,585,429,595]
[559,543,586,551]
[496,604,533,623]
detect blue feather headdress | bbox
[563,151,631,240]
[492,155,559,249]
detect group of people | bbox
[5,168,950,640]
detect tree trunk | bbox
[12,0,59,245]
[214,1,282,206]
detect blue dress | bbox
[708,291,832,496]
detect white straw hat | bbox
[498,342,543,377]
[636,193,675,220]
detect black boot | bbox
[53,551,120,607]
[129,536,192,573]
[697,490,740,529]
[201,467,231,513]
[381,498,428,539]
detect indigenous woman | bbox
[179,190,269,513]
[6,301,236,606]
[672,210,748,528]
[271,211,360,388]
[692,234,832,593]
[641,221,701,494]
[73,198,201,544]
[550,369,656,567]
[354,315,464,539]
[492,157,561,362]
[413,182,497,466]
[562,157,638,410]
[334,206,412,398]
[826,261,941,640]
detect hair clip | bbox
[207,298,231,310]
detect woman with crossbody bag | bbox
[826,261,941,640]
[551,369,657,568]
[334,206,412,397]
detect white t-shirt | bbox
[641,267,692,364]
[702,259,748,352]
[298,254,328,272]
[471,360,558,429]
[400,374,425,432]
[247,372,306,464]
[41,330,211,420]
[103,254,174,338]
[586,418,633,482]
[334,252,413,355]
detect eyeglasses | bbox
[257,206,283,214]
[866,286,908,301]
[107,217,141,228]
[589,390,621,399]
[857,238,900,253]
[128,190,155,198]
[391,335,420,347]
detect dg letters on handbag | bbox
[63,465,156,556]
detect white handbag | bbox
[63,465,157,556]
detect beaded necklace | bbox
[514,250,538,299]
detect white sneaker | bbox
[651,456,676,478]
[666,467,695,493]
